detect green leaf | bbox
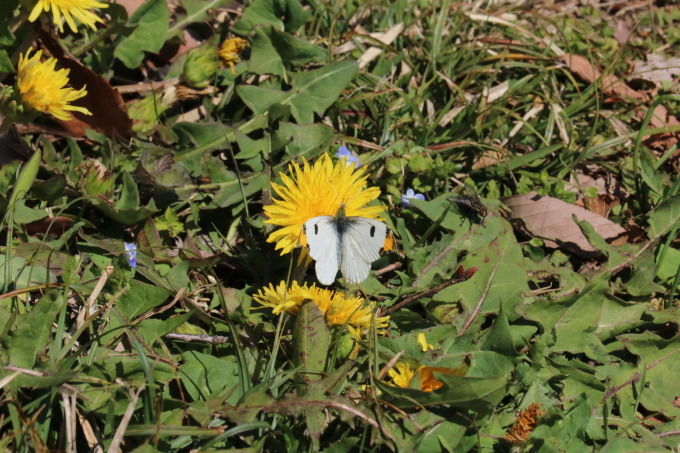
[234,130,268,160]
[531,395,593,450]
[0,2,18,46]
[518,275,611,363]
[115,171,140,211]
[247,26,326,76]
[117,279,172,320]
[267,28,326,65]
[292,302,330,380]
[174,122,233,161]
[0,254,57,290]
[655,243,680,283]
[432,221,529,322]
[138,149,192,188]
[90,170,156,224]
[136,313,190,345]
[615,246,665,296]
[273,122,335,158]
[237,61,358,124]
[12,202,48,224]
[155,207,185,238]
[84,348,175,384]
[8,149,41,210]
[114,0,170,68]
[30,175,67,202]
[481,303,517,356]
[617,331,680,414]
[212,172,268,208]
[573,216,628,268]
[0,49,12,73]
[180,351,240,402]
[5,291,64,369]
[647,193,679,238]
[168,0,232,38]
[232,0,309,34]
[93,201,157,224]
[379,374,508,412]
[247,27,286,77]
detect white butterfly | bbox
[302,206,394,285]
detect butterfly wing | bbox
[340,217,390,284]
[303,216,340,285]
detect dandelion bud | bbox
[76,158,114,199]
[182,44,219,89]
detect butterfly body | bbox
[302,206,393,285]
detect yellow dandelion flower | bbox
[264,153,386,255]
[28,0,108,33]
[252,281,312,315]
[219,37,248,74]
[16,49,92,121]
[310,285,389,332]
[253,280,389,336]
[387,362,417,388]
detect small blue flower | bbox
[335,145,360,167]
[124,242,137,269]
[401,188,425,207]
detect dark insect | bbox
[449,185,487,218]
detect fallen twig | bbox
[381,266,477,317]
[165,333,230,344]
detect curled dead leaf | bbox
[0,125,33,165]
[39,30,132,138]
[501,192,628,257]
[23,216,75,236]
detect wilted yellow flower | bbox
[16,49,92,121]
[253,280,388,336]
[218,37,248,74]
[28,0,108,33]
[504,403,544,443]
[387,363,465,392]
[264,154,385,255]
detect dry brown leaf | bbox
[39,31,132,138]
[614,20,633,46]
[561,53,678,147]
[472,149,507,169]
[23,216,75,236]
[501,191,627,257]
[561,54,645,101]
[583,194,619,218]
[633,54,680,84]
[0,125,33,165]
[357,23,404,70]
